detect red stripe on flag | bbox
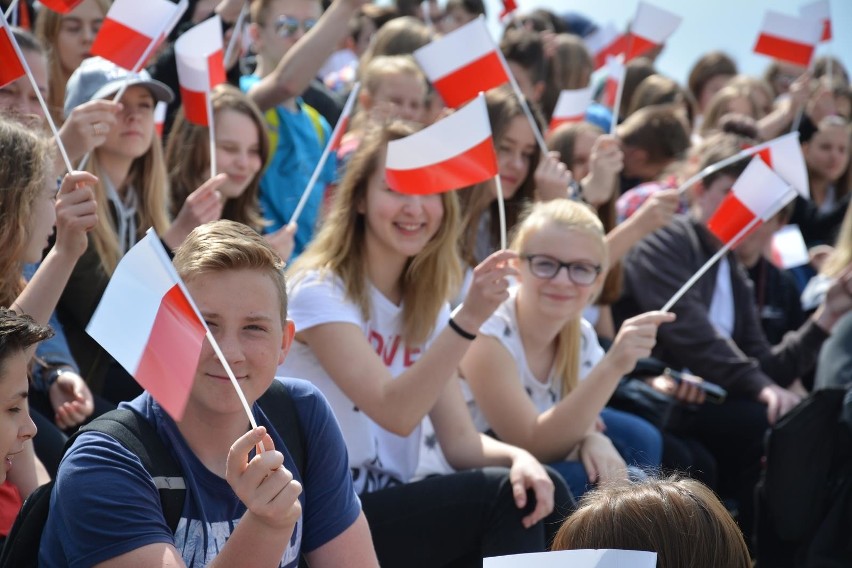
[499,0,518,20]
[180,87,209,126]
[135,285,206,421]
[756,148,772,168]
[549,115,583,131]
[603,77,619,108]
[594,34,629,69]
[92,18,154,70]
[40,0,85,14]
[432,51,508,108]
[821,20,831,42]
[0,28,26,88]
[386,137,498,195]
[625,35,658,61]
[707,194,761,244]
[207,50,226,89]
[754,33,815,67]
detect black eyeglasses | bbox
[521,254,601,286]
[273,15,317,38]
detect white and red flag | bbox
[753,10,823,68]
[499,0,518,21]
[770,225,810,269]
[626,2,682,60]
[86,230,207,421]
[39,0,85,14]
[549,87,593,130]
[175,15,225,126]
[707,157,797,245]
[92,0,187,71]
[585,22,621,69]
[154,100,167,137]
[602,55,625,109]
[800,0,832,42]
[413,17,508,108]
[0,20,25,87]
[385,93,497,195]
[750,132,809,198]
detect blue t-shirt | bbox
[39,379,360,567]
[240,75,337,258]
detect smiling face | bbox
[516,222,605,321]
[214,109,264,199]
[186,268,292,418]
[496,115,536,199]
[367,72,427,123]
[362,154,444,263]
[56,0,105,75]
[0,350,38,484]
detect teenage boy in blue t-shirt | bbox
[40,221,378,567]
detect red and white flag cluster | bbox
[707,158,797,245]
[92,0,187,71]
[175,15,226,126]
[385,94,498,195]
[413,17,508,108]
[753,10,823,67]
[549,87,593,130]
[588,2,681,69]
[87,230,207,421]
[750,132,809,199]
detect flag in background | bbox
[549,87,594,130]
[0,15,26,87]
[385,94,498,195]
[154,100,167,137]
[799,0,832,42]
[770,225,810,269]
[602,55,625,109]
[627,2,683,60]
[39,0,85,14]
[92,0,186,71]
[752,132,810,199]
[87,230,207,421]
[753,10,823,67]
[707,157,797,245]
[175,15,225,126]
[413,17,508,108]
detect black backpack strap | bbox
[78,409,186,532]
[258,380,307,477]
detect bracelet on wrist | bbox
[448,317,476,340]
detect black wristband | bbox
[448,317,476,340]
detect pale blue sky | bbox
[477,0,850,85]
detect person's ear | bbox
[279,319,296,365]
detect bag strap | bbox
[76,409,186,532]
[257,380,307,477]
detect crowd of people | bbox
[1,0,851,566]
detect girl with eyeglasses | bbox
[459,199,673,499]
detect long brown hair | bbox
[289,121,462,346]
[458,85,544,266]
[165,84,268,231]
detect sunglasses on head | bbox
[273,15,318,37]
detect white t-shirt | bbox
[280,270,449,494]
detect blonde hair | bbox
[289,120,462,346]
[0,118,53,308]
[34,0,111,124]
[553,476,752,568]
[510,199,607,398]
[351,55,426,131]
[88,117,170,276]
[166,84,268,230]
[174,219,288,323]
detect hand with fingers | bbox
[59,100,122,161]
[581,135,623,207]
[579,432,628,485]
[605,311,676,376]
[227,427,303,531]
[48,370,95,429]
[632,189,680,235]
[54,171,99,260]
[647,371,706,405]
[164,174,228,249]
[534,151,574,202]
[758,384,802,425]
[453,250,519,333]
[814,263,852,332]
[508,450,555,529]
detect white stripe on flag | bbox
[385,94,491,170]
[734,158,793,221]
[413,17,495,81]
[761,11,823,46]
[631,1,682,43]
[553,87,593,119]
[106,0,182,38]
[175,16,222,91]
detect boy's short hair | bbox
[172,221,289,324]
[0,308,53,370]
[617,104,690,164]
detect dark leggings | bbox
[360,466,574,568]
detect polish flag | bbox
[327,82,360,151]
[602,56,624,109]
[770,225,810,269]
[0,19,25,88]
[499,0,518,21]
[154,100,167,137]
[707,157,797,245]
[385,94,497,195]
[87,230,207,421]
[92,0,187,71]
[753,10,823,68]
[800,0,832,42]
[751,132,809,199]
[39,0,85,14]
[586,22,621,69]
[413,17,508,108]
[627,2,682,60]
[549,87,593,130]
[175,16,225,126]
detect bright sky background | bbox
[475,0,850,85]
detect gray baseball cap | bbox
[64,56,174,116]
